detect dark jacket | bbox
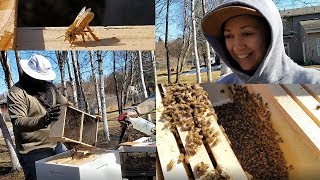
[7,82,67,154]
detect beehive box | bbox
[156,84,320,180]
[49,105,98,147]
[35,150,122,180]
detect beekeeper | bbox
[7,54,68,180]
[201,0,320,83]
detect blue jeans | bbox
[18,142,67,180]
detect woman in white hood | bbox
[202,0,320,83]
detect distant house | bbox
[280,6,320,65]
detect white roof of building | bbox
[300,19,320,33]
[280,6,320,17]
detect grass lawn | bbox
[157,71,221,84]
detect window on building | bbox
[284,43,290,56]
[317,38,320,56]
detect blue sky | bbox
[155,0,320,41]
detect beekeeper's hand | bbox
[124,109,138,118]
[43,106,61,126]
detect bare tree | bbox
[113,52,122,115]
[165,0,171,83]
[97,51,110,141]
[0,51,22,171]
[121,51,131,107]
[89,50,101,116]
[0,51,13,88]
[66,52,78,107]
[55,51,68,97]
[179,26,192,75]
[151,51,157,85]
[138,51,148,99]
[71,51,86,111]
[14,50,23,79]
[124,52,135,106]
[202,0,212,82]
[175,0,190,83]
[191,0,201,83]
[0,112,22,171]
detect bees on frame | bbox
[65,7,100,46]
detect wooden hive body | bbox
[156,84,320,180]
[49,105,98,147]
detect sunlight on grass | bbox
[157,71,220,84]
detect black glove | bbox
[43,106,61,126]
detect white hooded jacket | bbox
[203,0,320,83]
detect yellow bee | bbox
[65,7,100,46]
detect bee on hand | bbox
[65,7,100,47]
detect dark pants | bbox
[18,143,67,180]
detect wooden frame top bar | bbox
[15,25,155,50]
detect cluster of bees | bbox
[162,84,226,178]
[215,85,289,179]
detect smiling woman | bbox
[223,15,270,74]
[201,0,320,84]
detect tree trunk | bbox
[121,52,129,107]
[97,51,110,141]
[0,112,22,172]
[124,52,135,106]
[75,51,89,112]
[165,0,171,83]
[175,0,188,83]
[179,26,192,74]
[138,51,148,99]
[0,55,21,171]
[151,51,157,85]
[71,51,86,110]
[0,51,14,88]
[191,0,201,83]
[202,0,212,82]
[66,52,78,107]
[55,51,68,97]
[14,50,23,79]
[113,52,122,115]
[89,50,101,116]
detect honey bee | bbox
[65,7,100,46]
[167,160,175,171]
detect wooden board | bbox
[156,85,189,180]
[280,84,320,126]
[157,84,247,179]
[0,0,17,49]
[247,84,320,180]
[176,126,215,179]
[201,84,233,107]
[15,26,155,50]
[301,84,320,103]
[49,105,98,147]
